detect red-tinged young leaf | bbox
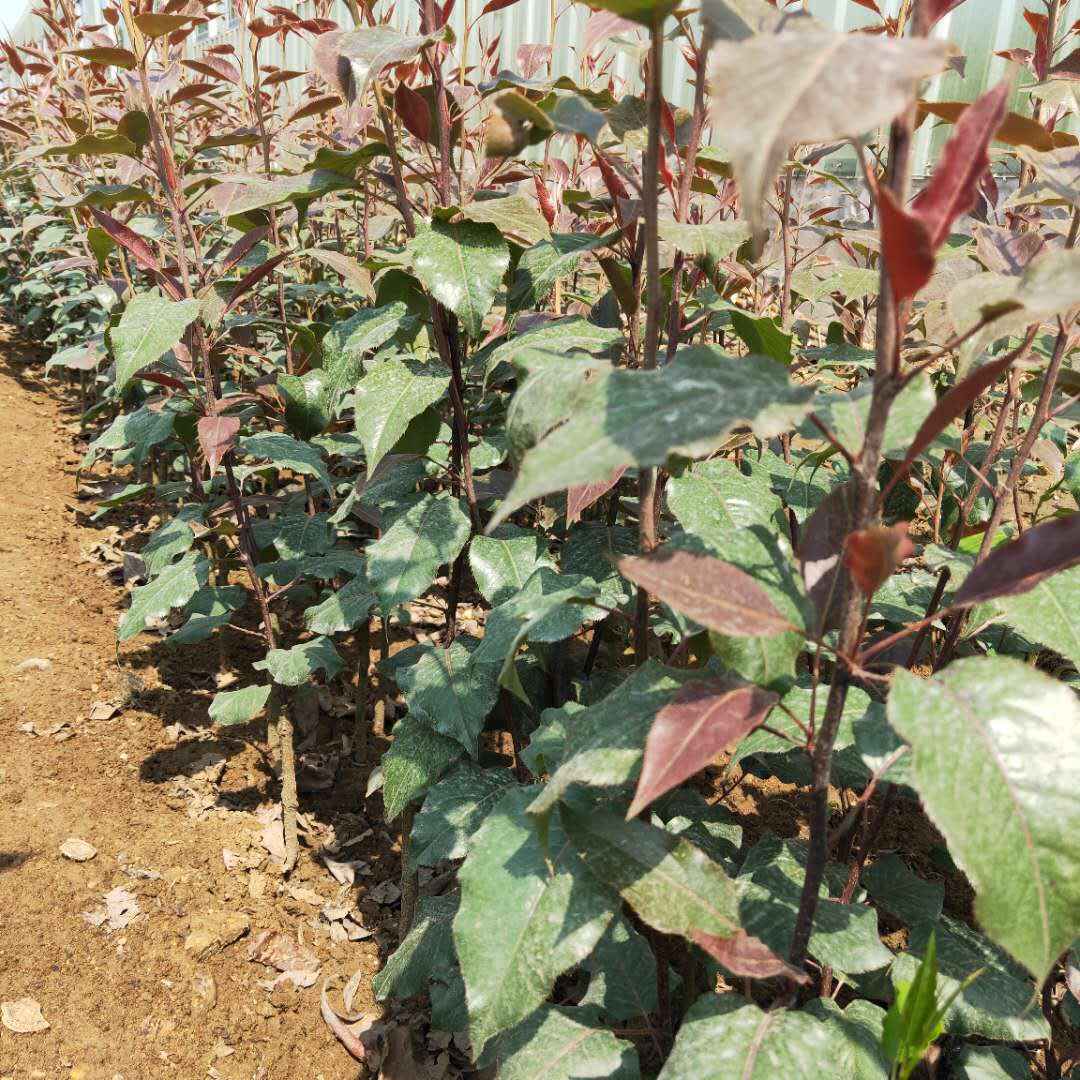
[66,46,137,69]
[394,83,431,142]
[844,522,913,596]
[263,68,305,86]
[913,80,1010,248]
[566,466,625,526]
[198,415,241,478]
[954,514,1080,607]
[851,0,881,15]
[595,150,630,204]
[171,82,217,104]
[219,225,271,277]
[2,40,25,76]
[225,253,289,314]
[691,930,811,984]
[883,344,1030,503]
[533,172,556,227]
[879,80,1009,302]
[286,94,338,124]
[182,55,241,84]
[138,371,186,392]
[925,0,967,27]
[86,207,184,300]
[917,100,1069,153]
[628,678,778,818]
[615,549,795,638]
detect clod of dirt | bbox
[248,929,322,990]
[14,657,52,672]
[1,997,49,1033]
[183,910,251,960]
[59,837,97,862]
[82,887,141,931]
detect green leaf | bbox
[588,0,678,26]
[251,513,335,559]
[894,918,1047,1042]
[354,355,450,474]
[278,370,331,439]
[372,892,459,1000]
[580,914,658,1020]
[468,524,556,606]
[481,1004,640,1079]
[409,760,517,868]
[659,995,858,1079]
[112,295,201,391]
[803,999,890,1080]
[407,219,509,339]
[119,553,209,641]
[453,787,617,1053]
[210,170,353,217]
[253,636,344,686]
[380,637,497,755]
[461,194,551,247]
[563,806,743,940]
[529,661,699,816]
[323,301,414,361]
[882,931,943,1080]
[83,406,175,465]
[792,266,880,303]
[950,1045,1031,1080]
[658,220,750,272]
[807,374,936,459]
[141,507,202,576]
[237,432,333,493]
[480,316,621,386]
[737,836,894,974]
[167,585,247,645]
[366,492,472,611]
[492,346,816,528]
[561,523,638,613]
[889,657,1080,983]
[382,713,465,820]
[862,854,944,929]
[993,563,1080,668]
[209,684,273,726]
[303,576,378,634]
[508,232,620,313]
[729,310,794,365]
[45,131,138,157]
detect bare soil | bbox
[0,336,400,1080]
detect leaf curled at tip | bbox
[844,522,914,596]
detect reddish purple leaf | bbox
[954,514,1080,607]
[198,415,240,477]
[219,225,271,278]
[394,83,432,143]
[225,253,289,314]
[913,79,1010,249]
[615,549,795,638]
[692,930,810,984]
[878,79,1009,302]
[925,0,968,28]
[876,185,935,304]
[182,55,241,84]
[87,206,184,300]
[566,466,625,527]
[882,346,1027,505]
[628,678,777,818]
[798,480,858,634]
[479,0,522,16]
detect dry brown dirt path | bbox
[0,337,389,1080]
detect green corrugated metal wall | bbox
[9,0,1078,174]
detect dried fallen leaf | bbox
[87,700,121,721]
[60,837,97,862]
[249,929,321,989]
[323,854,364,886]
[1,997,49,1033]
[82,887,140,932]
[368,879,401,905]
